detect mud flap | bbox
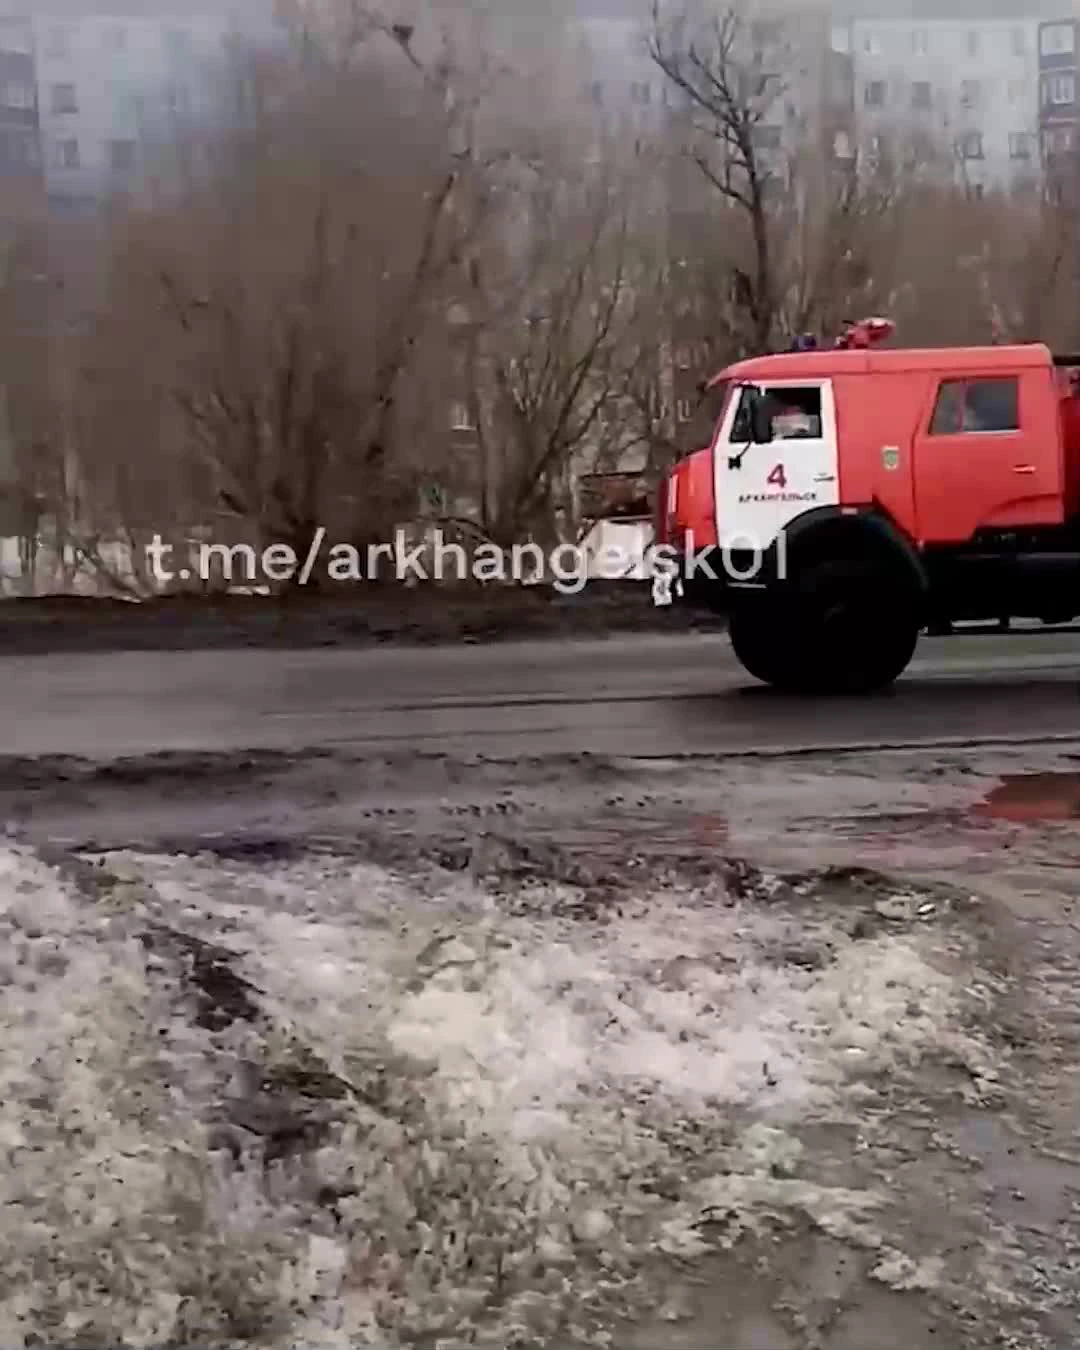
[651,573,683,607]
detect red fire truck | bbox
[652,321,1080,693]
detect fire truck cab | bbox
[653,327,1080,694]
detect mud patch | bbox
[9,742,1080,1344]
[973,772,1080,823]
[0,840,1014,1348]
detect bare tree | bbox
[453,138,650,550]
[77,19,490,589]
[968,186,1080,347]
[0,193,62,594]
[648,3,947,359]
[649,2,787,352]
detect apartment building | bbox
[573,1,660,135]
[1038,14,1080,166]
[0,0,271,208]
[833,0,1069,190]
[0,15,40,185]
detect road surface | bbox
[4,628,1079,759]
[5,627,1080,1349]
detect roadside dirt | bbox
[0,581,721,655]
[4,741,1080,1347]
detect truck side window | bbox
[929,377,1019,434]
[729,385,822,440]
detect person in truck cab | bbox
[770,390,821,439]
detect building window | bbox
[0,22,32,55]
[104,24,127,51]
[1044,72,1076,105]
[1009,131,1033,158]
[958,130,984,159]
[960,79,980,107]
[911,27,928,54]
[862,31,881,55]
[1011,26,1026,55]
[109,138,136,172]
[53,136,79,168]
[1044,124,1073,154]
[912,81,931,109]
[930,378,1019,435]
[830,24,851,53]
[630,81,650,104]
[864,80,886,106]
[589,80,603,105]
[0,129,37,167]
[50,83,77,114]
[966,30,980,56]
[676,398,693,423]
[1040,21,1075,55]
[449,402,475,432]
[675,344,693,370]
[905,131,934,166]
[1,80,34,110]
[754,72,782,99]
[832,127,853,159]
[1007,79,1025,103]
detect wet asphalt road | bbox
[3,628,1079,760]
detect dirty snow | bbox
[0,844,996,1347]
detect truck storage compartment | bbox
[1060,394,1080,519]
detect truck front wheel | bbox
[794,558,920,693]
[728,559,920,695]
[728,601,796,689]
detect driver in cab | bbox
[770,396,820,439]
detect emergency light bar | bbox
[786,316,896,352]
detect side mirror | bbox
[748,388,774,443]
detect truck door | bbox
[912,371,1063,541]
[713,379,840,553]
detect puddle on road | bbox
[973,772,1080,823]
[497,776,1080,878]
[831,774,1080,837]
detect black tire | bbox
[728,601,798,689]
[789,557,919,694]
[728,558,919,695]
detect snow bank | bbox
[0,846,993,1347]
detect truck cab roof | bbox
[707,342,1055,389]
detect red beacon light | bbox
[833,316,895,350]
